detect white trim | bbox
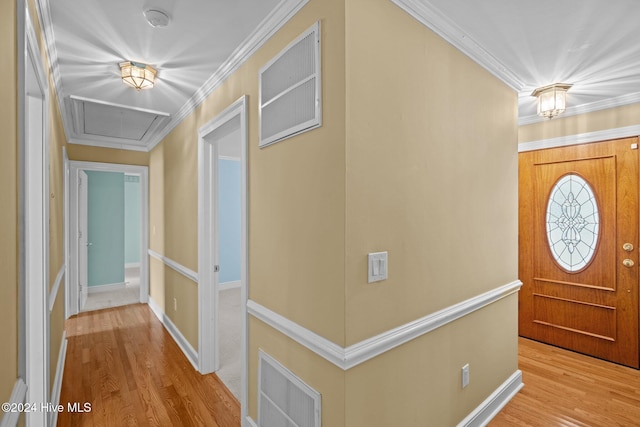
[87,282,127,294]
[248,280,522,370]
[0,378,28,427]
[125,262,141,269]
[197,96,249,425]
[148,297,199,370]
[248,300,345,368]
[219,280,241,291]
[148,249,198,282]
[389,0,524,91]
[63,148,70,319]
[48,333,67,427]
[456,370,524,427]
[67,161,150,317]
[20,6,51,426]
[146,0,310,151]
[48,264,65,312]
[518,124,640,152]
[518,92,640,126]
[244,416,258,427]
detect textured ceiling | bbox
[39,0,640,150]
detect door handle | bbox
[622,258,634,267]
[623,243,634,252]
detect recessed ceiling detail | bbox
[68,96,170,151]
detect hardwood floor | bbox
[490,338,640,427]
[58,304,240,427]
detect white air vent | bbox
[259,21,321,148]
[68,95,170,150]
[258,350,321,427]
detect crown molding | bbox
[35,0,309,153]
[35,0,73,142]
[146,0,311,151]
[518,91,640,126]
[518,124,640,153]
[389,0,525,91]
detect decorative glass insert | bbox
[546,174,599,272]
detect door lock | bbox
[622,258,635,268]
[623,243,634,252]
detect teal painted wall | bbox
[124,175,140,265]
[86,171,125,286]
[218,159,241,283]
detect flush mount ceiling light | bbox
[119,61,156,91]
[531,83,572,119]
[143,8,171,28]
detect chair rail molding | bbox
[248,280,523,370]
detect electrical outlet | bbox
[462,364,470,388]
[173,297,177,311]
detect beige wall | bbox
[66,144,150,166]
[47,83,66,392]
[148,0,348,422]
[342,0,519,424]
[345,0,518,343]
[25,0,69,399]
[519,103,640,143]
[147,0,520,423]
[0,0,19,405]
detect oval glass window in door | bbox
[546,173,600,272]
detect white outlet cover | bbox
[368,251,388,283]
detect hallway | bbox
[58,304,239,427]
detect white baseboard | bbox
[457,370,524,427]
[219,280,241,291]
[49,332,68,427]
[148,297,199,371]
[125,262,141,269]
[88,282,126,294]
[0,378,27,427]
[244,416,258,427]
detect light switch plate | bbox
[368,251,388,283]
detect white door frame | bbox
[77,170,89,310]
[66,161,150,316]
[198,96,248,417]
[18,5,50,427]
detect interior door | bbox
[519,137,639,368]
[78,170,89,310]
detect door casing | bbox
[197,96,248,419]
[66,161,150,316]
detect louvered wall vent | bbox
[258,350,321,427]
[259,21,321,148]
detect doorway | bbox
[18,6,50,426]
[519,137,639,368]
[66,162,149,317]
[197,96,248,407]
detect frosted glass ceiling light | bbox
[119,61,156,91]
[532,83,572,119]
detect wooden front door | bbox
[519,137,640,368]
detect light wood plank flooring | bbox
[490,338,640,427]
[58,303,240,427]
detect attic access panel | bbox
[69,96,170,147]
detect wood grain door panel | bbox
[519,137,639,368]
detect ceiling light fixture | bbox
[119,61,157,91]
[143,8,171,28]
[531,83,572,119]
